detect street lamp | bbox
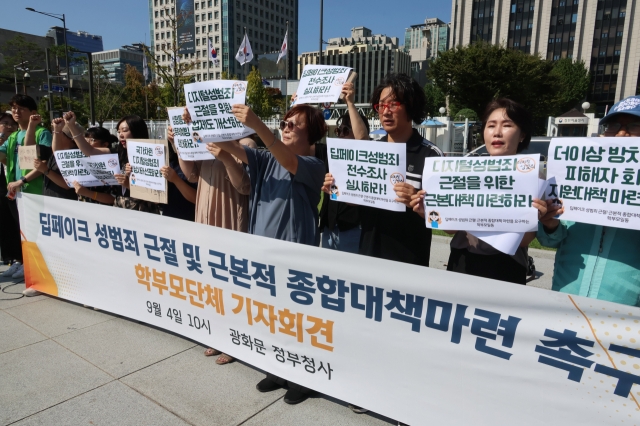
[439,107,446,116]
[26,7,71,109]
[318,0,323,65]
[13,62,29,94]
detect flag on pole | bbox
[208,37,220,67]
[142,51,149,81]
[277,31,288,64]
[235,34,253,65]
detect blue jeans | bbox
[321,226,361,254]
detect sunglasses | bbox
[279,120,296,131]
[603,121,640,136]
[334,125,352,137]
[373,102,402,113]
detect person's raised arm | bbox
[342,83,368,140]
[206,141,250,194]
[24,114,42,146]
[232,104,298,173]
[160,165,196,204]
[167,125,199,183]
[64,112,109,156]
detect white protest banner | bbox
[79,154,120,186]
[17,193,640,426]
[184,80,255,143]
[326,138,406,212]
[127,140,166,191]
[546,137,640,230]
[167,107,214,161]
[55,149,119,187]
[296,65,352,105]
[422,155,540,232]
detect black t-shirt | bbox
[358,129,443,267]
[41,147,78,200]
[162,160,197,221]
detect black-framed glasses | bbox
[603,121,640,135]
[373,102,401,113]
[279,120,295,131]
[0,122,16,127]
[334,125,352,137]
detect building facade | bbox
[404,18,450,85]
[92,45,146,85]
[450,0,640,116]
[149,0,298,82]
[297,27,411,104]
[46,27,104,76]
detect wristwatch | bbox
[20,176,28,185]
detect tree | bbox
[549,58,590,114]
[147,5,197,106]
[120,65,147,117]
[246,66,273,119]
[428,42,557,132]
[453,108,479,121]
[0,35,45,89]
[86,62,124,126]
[423,83,446,117]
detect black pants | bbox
[0,197,22,263]
[265,373,313,394]
[447,248,526,285]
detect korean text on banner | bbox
[167,107,215,161]
[127,141,166,191]
[54,149,120,187]
[296,65,352,105]
[422,154,540,232]
[326,138,406,212]
[546,137,640,230]
[184,80,255,143]
[17,193,640,426]
[18,145,38,169]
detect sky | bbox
[2,0,452,53]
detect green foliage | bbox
[246,67,273,119]
[38,96,88,128]
[428,42,567,133]
[220,71,239,80]
[423,83,446,117]
[85,62,124,126]
[453,108,479,121]
[120,65,146,117]
[549,58,591,113]
[0,35,45,86]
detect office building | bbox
[46,27,104,76]
[297,27,411,104]
[92,44,146,85]
[450,0,640,115]
[149,0,298,82]
[404,18,450,85]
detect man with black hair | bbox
[359,73,443,266]
[0,94,52,287]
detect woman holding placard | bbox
[411,98,547,284]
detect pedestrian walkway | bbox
[0,266,395,426]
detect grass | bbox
[432,229,556,251]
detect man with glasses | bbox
[538,95,640,307]
[0,94,52,287]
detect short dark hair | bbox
[0,112,17,124]
[283,104,327,145]
[481,98,533,152]
[337,111,370,134]
[85,127,113,145]
[9,94,38,112]
[370,73,426,124]
[116,115,149,139]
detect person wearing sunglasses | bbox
[323,73,443,267]
[537,95,640,307]
[213,103,326,405]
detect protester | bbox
[537,95,640,306]
[316,83,369,254]
[323,73,442,267]
[159,141,197,221]
[74,127,118,205]
[0,95,52,287]
[214,103,326,404]
[170,114,253,365]
[0,113,21,271]
[412,98,547,284]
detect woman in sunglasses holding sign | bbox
[537,95,640,307]
[213,102,326,405]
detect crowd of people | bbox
[1,72,639,413]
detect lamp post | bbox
[77,50,95,125]
[26,7,71,109]
[13,62,28,94]
[318,0,323,65]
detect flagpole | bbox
[207,31,210,81]
[285,20,289,112]
[244,27,248,78]
[144,35,149,119]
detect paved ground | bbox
[0,238,557,426]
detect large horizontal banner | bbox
[547,137,640,230]
[17,193,640,425]
[54,149,120,187]
[422,155,540,232]
[184,80,255,142]
[167,107,215,161]
[296,65,352,105]
[326,138,406,212]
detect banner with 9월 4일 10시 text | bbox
[17,193,640,426]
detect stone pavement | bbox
[0,239,557,426]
